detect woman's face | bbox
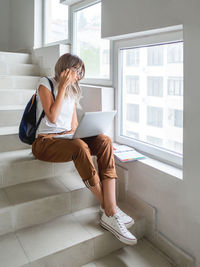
[71,65,84,83]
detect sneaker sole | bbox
[99,210,135,229]
[100,218,137,246]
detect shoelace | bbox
[114,214,129,234]
[116,206,126,217]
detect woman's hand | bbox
[58,69,78,92]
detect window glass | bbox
[74,2,110,79]
[120,41,183,155]
[45,0,68,44]
[147,77,163,97]
[126,76,139,94]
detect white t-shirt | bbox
[36,77,75,137]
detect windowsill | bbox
[115,154,183,180]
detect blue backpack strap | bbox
[46,77,56,101]
[35,77,56,130]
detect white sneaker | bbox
[100,211,137,246]
[99,205,134,229]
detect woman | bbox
[32,53,137,246]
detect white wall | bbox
[32,44,70,76]
[102,0,200,265]
[0,0,11,51]
[10,0,34,52]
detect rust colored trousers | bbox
[32,134,118,188]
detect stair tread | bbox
[1,173,84,206]
[82,238,173,267]
[0,149,34,163]
[0,202,142,263]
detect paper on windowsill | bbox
[113,143,146,162]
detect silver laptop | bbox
[53,110,117,139]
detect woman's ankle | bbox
[104,206,117,217]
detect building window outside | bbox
[126,49,140,66]
[174,109,183,128]
[168,109,183,128]
[125,131,139,139]
[44,0,68,44]
[168,140,182,154]
[147,46,163,66]
[126,103,139,123]
[120,41,183,156]
[147,106,163,127]
[167,42,183,63]
[73,2,110,79]
[168,77,183,96]
[146,136,163,147]
[147,77,163,97]
[126,76,139,94]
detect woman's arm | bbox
[71,104,78,132]
[38,69,76,124]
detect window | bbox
[168,140,182,154]
[174,110,183,128]
[44,0,69,44]
[168,109,183,128]
[148,46,163,66]
[167,42,183,63]
[126,76,139,94]
[125,131,139,139]
[168,77,183,96]
[72,1,110,80]
[147,77,163,97]
[126,104,139,122]
[147,106,163,127]
[126,49,140,66]
[116,31,183,167]
[146,136,163,147]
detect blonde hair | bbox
[54,53,85,104]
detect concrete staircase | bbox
[0,51,173,267]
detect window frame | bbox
[70,0,113,86]
[43,0,71,47]
[114,29,184,168]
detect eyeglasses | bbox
[71,67,83,78]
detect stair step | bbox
[0,126,30,152]
[0,75,40,90]
[0,203,145,267]
[0,134,29,152]
[0,149,77,188]
[0,89,34,106]
[0,62,40,76]
[0,174,98,235]
[0,109,24,127]
[82,238,173,267]
[0,51,31,64]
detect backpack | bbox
[19,77,55,145]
